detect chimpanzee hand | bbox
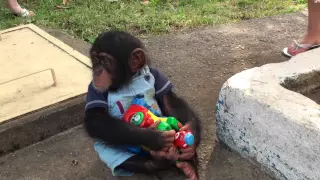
[150,146,179,161]
[147,121,176,150]
[178,123,196,160]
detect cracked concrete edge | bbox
[0,24,92,69]
[215,48,320,180]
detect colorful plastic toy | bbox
[123,104,183,131]
[173,130,195,149]
[122,96,194,155]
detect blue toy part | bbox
[131,96,160,117]
[184,133,195,147]
[126,146,149,156]
[131,96,145,107]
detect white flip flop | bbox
[13,8,35,17]
[282,40,320,57]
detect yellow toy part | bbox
[147,110,168,123]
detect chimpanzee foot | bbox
[176,161,198,180]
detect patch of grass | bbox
[0,0,307,42]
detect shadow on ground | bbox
[0,12,307,180]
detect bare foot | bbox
[176,161,198,180]
[300,34,320,46]
[283,34,320,57]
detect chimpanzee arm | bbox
[84,82,166,150]
[150,68,202,146]
[84,107,165,150]
[161,91,202,146]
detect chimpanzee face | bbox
[91,52,120,92]
[89,31,147,93]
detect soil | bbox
[305,88,320,104]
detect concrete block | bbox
[216,48,320,180]
[0,24,92,156]
[0,24,91,123]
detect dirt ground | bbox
[0,12,309,180]
[305,89,320,104]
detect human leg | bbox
[283,0,320,57]
[304,0,320,44]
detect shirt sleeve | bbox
[150,68,174,99]
[85,81,109,111]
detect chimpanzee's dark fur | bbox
[84,31,202,175]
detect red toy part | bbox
[173,130,194,149]
[123,104,154,128]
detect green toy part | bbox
[130,112,144,125]
[166,117,180,131]
[157,122,172,131]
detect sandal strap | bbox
[19,8,30,17]
[293,40,313,49]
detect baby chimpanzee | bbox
[84,31,202,179]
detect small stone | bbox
[71,159,78,166]
[37,150,47,153]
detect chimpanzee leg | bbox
[118,155,174,173]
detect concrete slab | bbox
[0,125,274,180]
[0,126,156,180]
[216,47,320,180]
[0,24,92,123]
[0,24,92,156]
[0,126,188,180]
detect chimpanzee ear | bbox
[129,48,146,72]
